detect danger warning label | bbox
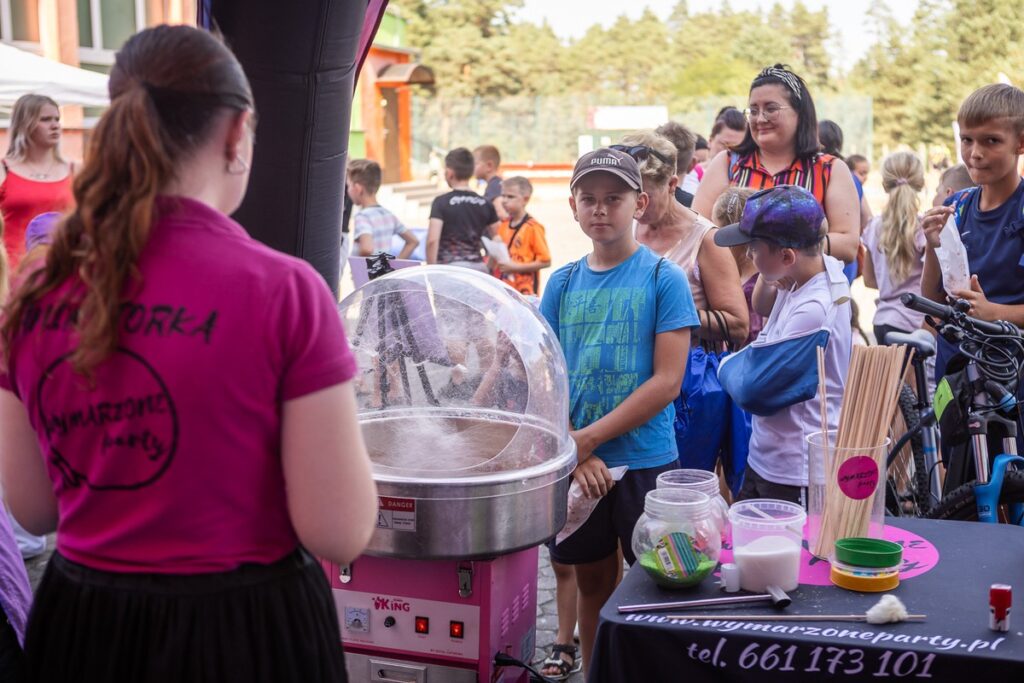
[376,496,416,532]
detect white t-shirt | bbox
[680,169,701,195]
[747,257,853,487]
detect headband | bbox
[756,66,803,101]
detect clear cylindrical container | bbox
[728,499,806,593]
[657,469,730,541]
[807,431,890,560]
[632,488,721,590]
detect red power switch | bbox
[414,616,430,634]
[449,621,464,639]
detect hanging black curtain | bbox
[203,0,387,295]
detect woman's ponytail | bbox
[1,25,253,376]
[879,151,925,283]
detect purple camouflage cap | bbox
[713,185,825,249]
[25,211,61,253]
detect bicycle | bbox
[885,293,1024,524]
[881,328,938,517]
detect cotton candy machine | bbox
[326,264,576,682]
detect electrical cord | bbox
[493,652,559,683]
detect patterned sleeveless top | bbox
[728,150,835,206]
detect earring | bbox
[226,155,250,176]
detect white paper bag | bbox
[935,214,971,296]
[556,466,629,545]
[481,235,511,265]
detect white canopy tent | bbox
[0,43,109,111]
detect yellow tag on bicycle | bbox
[933,377,954,421]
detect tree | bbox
[784,1,832,90]
[393,0,1023,161]
[389,0,536,146]
[565,10,675,103]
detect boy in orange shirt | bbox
[493,176,551,297]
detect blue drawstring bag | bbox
[718,327,831,417]
[721,400,752,497]
[673,345,729,471]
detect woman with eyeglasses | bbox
[692,64,860,264]
[623,133,749,348]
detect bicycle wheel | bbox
[885,384,929,516]
[927,471,1024,521]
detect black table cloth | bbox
[590,518,1024,681]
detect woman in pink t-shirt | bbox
[0,26,376,682]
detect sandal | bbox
[539,643,581,681]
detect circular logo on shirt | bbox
[36,348,178,490]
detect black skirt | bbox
[24,548,347,683]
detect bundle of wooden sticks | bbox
[813,344,912,558]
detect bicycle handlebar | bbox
[900,293,1014,338]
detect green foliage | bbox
[392,0,1024,159]
[852,0,1024,155]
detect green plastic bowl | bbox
[834,538,903,568]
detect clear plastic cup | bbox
[727,499,806,593]
[807,431,889,559]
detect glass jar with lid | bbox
[657,469,731,541]
[632,488,721,589]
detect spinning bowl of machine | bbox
[339,265,576,560]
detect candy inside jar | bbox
[656,468,731,541]
[632,488,721,589]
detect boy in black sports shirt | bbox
[427,147,500,271]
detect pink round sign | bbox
[719,524,939,587]
[837,455,880,500]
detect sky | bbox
[516,0,920,71]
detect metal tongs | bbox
[617,585,792,614]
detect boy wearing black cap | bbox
[715,185,852,505]
[539,148,698,676]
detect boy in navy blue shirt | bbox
[922,84,1024,380]
[540,148,697,676]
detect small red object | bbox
[990,584,1012,632]
[449,621,464,639]
[415,616,430,634]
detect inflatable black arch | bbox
[205,0,387,296]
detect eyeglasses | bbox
[609,144,673,167]
[744,105,792,122]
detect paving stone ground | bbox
[533,548,585,682]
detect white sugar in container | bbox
[728,499,806,592]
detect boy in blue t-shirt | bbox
[540,148,697,676]
[922,84,1024,381]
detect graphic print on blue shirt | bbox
[935,180,1024,379]
[540,246,699,470]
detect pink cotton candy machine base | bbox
[325,550,537,683]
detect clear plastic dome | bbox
[339,265,574,484]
